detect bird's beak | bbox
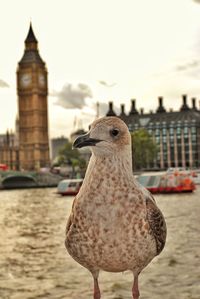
[73,132,102,149]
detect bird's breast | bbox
[66,191,157,273]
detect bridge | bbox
[0,171,62,189]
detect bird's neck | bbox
[83,151,134,187]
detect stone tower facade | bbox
[17,24,50,170]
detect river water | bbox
[0,187,199,299]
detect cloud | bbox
[176,60,200,72]
[99,80,117,88]
[52,83,93,109]
[51,81,120,116]
[0,79,9,88]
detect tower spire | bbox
[18,23,44,65]
[25,22,38,44]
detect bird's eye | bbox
[110,128,119,137]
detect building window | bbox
[192,135,196,142]
[191,127,196,134]
[156,136,160,144]
[185,145,189,152]
[128,124,134,131]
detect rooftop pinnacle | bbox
[25,23,38,44]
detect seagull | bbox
[65,116,167,299]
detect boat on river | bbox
[137,171,196,194]
[57,171,195,196]
[57,179,83,196]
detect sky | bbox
[0,0,200,138]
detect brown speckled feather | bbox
[146,197,167,255]
[65,116,167,299]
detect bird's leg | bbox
[92,271,101,299]
[93,277,101,299]
[132,273,140,299]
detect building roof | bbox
[156,97,166,113]
[18,50,45,65]
[18,23,45,66]
[129,99,138,115]
[107,95,200,128]
[121,110,200,128]
[106,102,116,116]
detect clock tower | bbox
[17,23,50,170]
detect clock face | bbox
[38,74,45,86]
[20,74,31,87]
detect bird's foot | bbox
[94,288,101,299]
[132,288,140,299]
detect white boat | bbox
[57,178,83,196]
[137,171,196,193]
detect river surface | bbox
[0,187,200,299]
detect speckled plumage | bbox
[65,117,167,299]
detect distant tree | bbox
[131,129,157,170]
[57,141,86,172]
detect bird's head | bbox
[73,116,131,156]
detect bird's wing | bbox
[146,196,167,255]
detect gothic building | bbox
[0,24,50,170]
[0,129,19,170]
[106,95,200,169]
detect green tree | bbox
[131,129,157,170]
[57,141,86,172]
